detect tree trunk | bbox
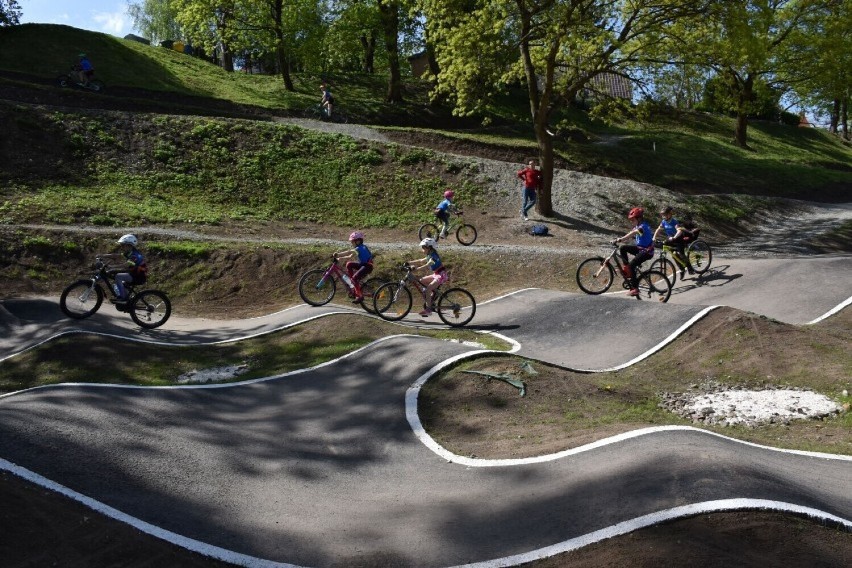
[276,41,294,91]
[379,0,403,102]
[534,119,554,217]
[734,75,753,148]
[842,98,849,141]
[360,32,376,74]
[222,44,234,73]
[829,99,840,134]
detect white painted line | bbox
[807,295,852,325]
[450,499,852,568]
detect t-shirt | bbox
[427,250,444,272]
[659,217,679,237]
[635,221,654,248]
[517,167,542,190]
[354,243,373,264]
[435,198,452,212]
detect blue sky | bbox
[20,0,135,38]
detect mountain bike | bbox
[298,256,381,313]
[302,103,348,124]
[650,233,713,283]
[576,243,672,302]
[373,263,476,327]
[59,256,171,329]
[418,210,477,246]
[56,68,105,93]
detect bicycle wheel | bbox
[576,258,614,295]
[298,269,336,306]
[373,282,412,321]
[332,112,348,124]
[59,280,103,319]
[687,240,712,274]
[303,105,320,119]
[57,74,72,88]
[418,223,440,241]
[456,224,477,246]
[359,277,382,314]
[87,80,105,93]
[436,288,476,327]
[129,290,171,329]
[637,269,671,303]
[650,257,677,286]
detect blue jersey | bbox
[354,243,373,264]
[426,250,444,272]
[436,198,452,213]
[659,217,679,237]
[635,221,654,248]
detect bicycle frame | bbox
[322,259,362,295]
[658,243,689,269]
[393,265,437,305]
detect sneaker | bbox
[418,309,432,317]
[523,216,529,221]
[351,296,363,304]
[679,269,685,279]
[628,288,640,297]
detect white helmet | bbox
[118,234,138,246]
[420,237,437,249]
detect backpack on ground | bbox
[529,224,549,236]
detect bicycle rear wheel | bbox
[637,269,671,303]
[456,224,477,246]
[359,277,382,314]
[418,223,440,241]
[687,240,712,274]
[129,290,171,329]
[576,257,614,294]
[298,269,336,306]
[436,288,476,327]
[650,257,677,286]
[373,282,412,321]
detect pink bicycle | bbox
[298,256,381,314]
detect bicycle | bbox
[650,231,713,284]
[59,256,171,329]
[576,242,672,302]
[298,256,381,314]
[418,210,477,246]
[57,67,105,93]
[302,103,348,124]
[373,263,476,327]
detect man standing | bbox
[517,159,542,221]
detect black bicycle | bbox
[303,103,348,123]
[60,256,171,329]
[576,243,672,302]
[57,67,105,92]
[373,263,476,327]
[418,210,477,246]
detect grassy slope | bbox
[1,23,850,203]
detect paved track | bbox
[1,255,851,567]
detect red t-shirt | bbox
[517,167,542,190]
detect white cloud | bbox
[92,11,127,35]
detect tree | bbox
[127,0,183,45]
[378,0,403,101]
[422,0,706,217]
[0,0,22,26]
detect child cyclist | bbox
[333,231,373,302]
[614,207,655,297]
[408,237,448,317]
[110,234,147,303]
[652,205,694,278]
[434,189,458,239]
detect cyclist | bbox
[408,237,448,316]
[434,189,458,238]
[652,205,694,278]
[334,231,374,302]
[75,53,94,86]
[320,83,334,118]
[111,234,147,303]
[614,207,654,297]
[517,159,542,221]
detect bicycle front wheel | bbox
[129,290,171,329]
[359,277,382,315]
[650,258,677,286]
[456,224,477,246]
[637,269,671,303]
[60,280,103,319]
[437,288,476,327]
[303,105,320,119]
[576,258,614,294]
[418,223,440,241]
[298,269,336,306]
[687,240,712,274]
[373,282,412,321]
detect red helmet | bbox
[349,231,364,241]
[444,190,455,199]
[627,207,644,220]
